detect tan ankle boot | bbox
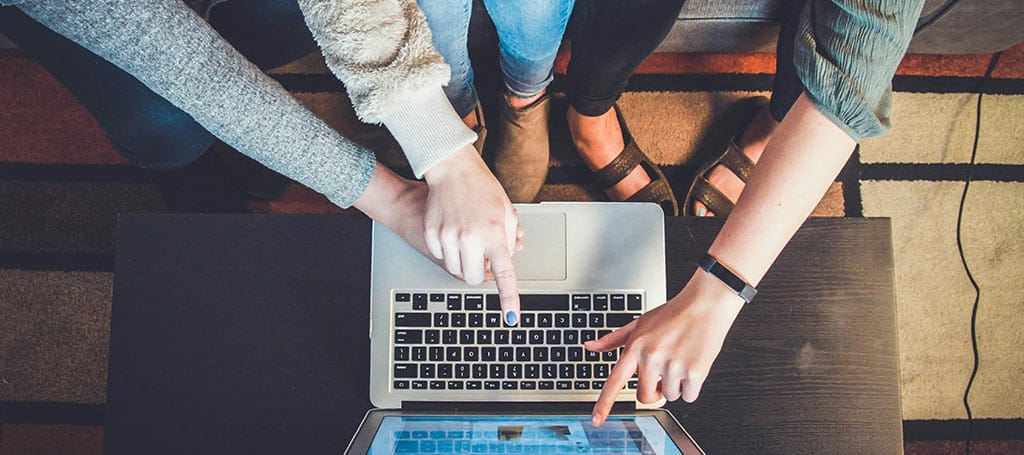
[493,93,550,203]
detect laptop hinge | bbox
[401,401,637,414]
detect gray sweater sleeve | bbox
[793,0,925,141]
[14,0,377,208]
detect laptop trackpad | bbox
[514,213,566,281]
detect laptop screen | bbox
[368,415,684,454]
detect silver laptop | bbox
[356,202,703,453]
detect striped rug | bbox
[1,41,1022,453]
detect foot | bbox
[692,106,777,216]
[491,90,552,203]
[567,105,650,201]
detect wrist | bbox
[353,162,413,225]
[422,144,480,184]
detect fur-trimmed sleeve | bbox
[298,0,476,178]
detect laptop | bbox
[351,202,704,454]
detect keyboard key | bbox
[477,330,493,344]
[438,364,452,378]
[537,313,553,327]
[586,350,600,361]
[394,346,409,361]
[521,381,537,390]
[592,381,604,390]
[606,313,638,328]
[394,380,409,389]
[502,381,518,390]
[429,380,445,389]
[568,347,583,362]
[556,381,572,390]
[429,346,443,361]
[465,294,483,310]
[464,347,479,362]
[395,313,430,327]
[443,330,457,344]
[542,364,557,379]
[554,313,570,327]
[521,294,571,311]
[448,381,464,390]
[593,294,609,310]
[563,330,579,345]
[581,330,597,342]
[495,330,510,344]
[545,330,561,345]
[574,381,591,390]
[395,330,422,344]
[516,347,531,362]
[528,330,544,344]
[486,313,501,327]
[395,293,411,302]
[446,347,461,362]
[455,363,470,378]
[425,330,440,344]
[627,380,638,389]
[572,294,592,311]
[412,346,426,361]
[551,347,566,362]
[520,313,536,327]
[628,294,643,311]
[430,293,445,303]
[589,313,604,328]
[485,294,501,311]
[595,364,609,378]
[603,350,618,362]
[539,381,555,390]
[413,293,428,310]
[447,294,462,310]
[512,331,527,345]
[572,314,587,328]
[395,440,417,453]
[577,364,592,378]
[433,313,449,327]
[525,364,540,379]
[412,380,428,389]
[469,313,483,327]
[485,381,500,390]
[610,294,626,311]
[508,364,522,379]
[559,364,575,378]
[473,364,487,379]
[420,364,435,378]
[499,347,514,362]
[460,330,474,344]
[394,364,417,378]
[533,347,549,362]
[451,313,466,327]
[490,364,505,379]
[482,347,496,362]
[467,381,482,390]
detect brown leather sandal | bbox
[591,104,679,216]
[683,96,769,217]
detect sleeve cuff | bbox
[378,86,477,178]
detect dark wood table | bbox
[107,214,901,454]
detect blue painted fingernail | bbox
[506,311,518,326]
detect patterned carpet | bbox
[1,38,1023,453]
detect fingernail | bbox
[696,207,707,217]
[505,311,518,326]
[591,413,601,426]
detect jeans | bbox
[0,0,315,170]
[416,0,574,117]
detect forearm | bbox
[298,0,475,178]
[17,0,376,207]
[708,93,856,287]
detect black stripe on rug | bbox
[0,402,105,426]
[273,73,1024,95]
[904,419,1024,442]
[0,250,113,272]
[861,163,1024,182]
[0,163,152,182]
[838,146,864,217]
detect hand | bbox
[586,269,745,426]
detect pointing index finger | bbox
[592,352,638,426]
[487,244,520,326]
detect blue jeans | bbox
[416,0,574,117]
[0,0,315,170]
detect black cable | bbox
[958,50,1001,455]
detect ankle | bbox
[507,89,546,110]
[462,110,480,131]
[567,106,624,169]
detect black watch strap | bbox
[697,253,757,303]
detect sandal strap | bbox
[694,177,734,217]
[720,142,755,183]
[592,136,645,191]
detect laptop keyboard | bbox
[392,292,641,392]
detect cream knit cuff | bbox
[379,86,477,178]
